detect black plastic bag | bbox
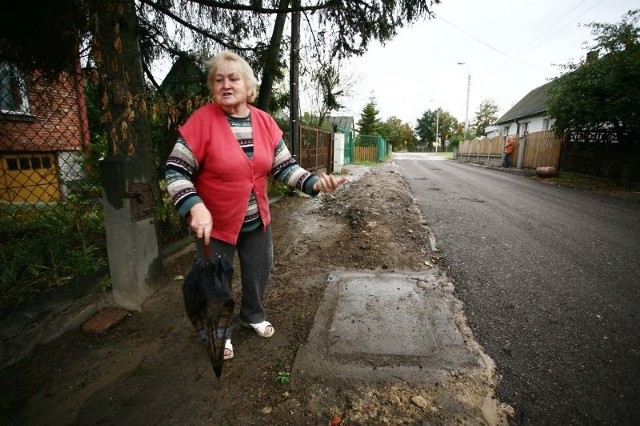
[183,240,234,379]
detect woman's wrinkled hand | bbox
[189,203,213,245]
[313,173,347,193]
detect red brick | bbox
[82,307,130,334]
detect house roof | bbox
[324,116,355,131]
[160,56,207,96]
[496,81,552,124]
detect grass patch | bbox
[267,177,292,198]
[432,151,454,159]
[534,172,640,201]
[540,172,628,191]
[0,200,108,316]
[128,365,152,377]
[351,160,377,166]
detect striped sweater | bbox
[165,113,319,233]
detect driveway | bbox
[394,152,640,424]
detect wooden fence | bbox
[353,146,378,162]
[352,135,392,162]
[456,131,563,169]
[522,131,563,169]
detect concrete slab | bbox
[293,270,478,383]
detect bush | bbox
[0,199,107,316]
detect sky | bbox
[334,0,637,127]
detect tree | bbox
[416,109,437,143]
[378,116,403,146]
[302,64,356,127]
[415,108,459,150]
[3,1,442,153]
[399,122,419,151]
[134,0,441,112]
[88,0,155,161]
[379,116,416,149]
[357,97,382,136]
[472,99,499,137]
[0,0,87,74]
[546,9,640,137]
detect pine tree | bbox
[357,97,382,136]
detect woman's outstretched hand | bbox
[313,173,347,193]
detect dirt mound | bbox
[1,162,510,425]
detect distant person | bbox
[503,136,515,168]
[164,50,346,360]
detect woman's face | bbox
[213,61,249,114]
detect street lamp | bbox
[457,62,471,139]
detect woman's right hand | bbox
[189,203,213,245]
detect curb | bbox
[0,281,112,369]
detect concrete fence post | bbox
[100,157,163,311]
[517,134,527,169]
[334,132,345,173]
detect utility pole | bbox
[457,62,471,138]
[290,0,300,159]
[435,110,439,154]
[464,73,470,137]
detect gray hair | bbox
[205,50,258,103]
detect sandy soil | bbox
[1,162,512,426]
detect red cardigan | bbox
[178,103,283,244]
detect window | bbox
[0,62,30,114]
[542,118,550,131]
[6,158,19,171]
[4,155,52,171]
[19,158,31,170]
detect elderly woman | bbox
[165,50,345,360]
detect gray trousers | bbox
[209,225,273,326]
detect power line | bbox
[523,0,603,54]
[435,14,552,73]
[519,0,591,53]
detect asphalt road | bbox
[393,153,640,425]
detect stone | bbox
[536,166,558,177]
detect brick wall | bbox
[0,67,88,152]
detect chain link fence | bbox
[0,64,189,317]
[0,59,344,318]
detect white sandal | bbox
[223,339,234,360]
[243,320,275,338]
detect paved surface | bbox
[293,270,477,382]
[394,153,640,424]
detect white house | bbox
[494,82,555,137]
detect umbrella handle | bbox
[195,238,207,261]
